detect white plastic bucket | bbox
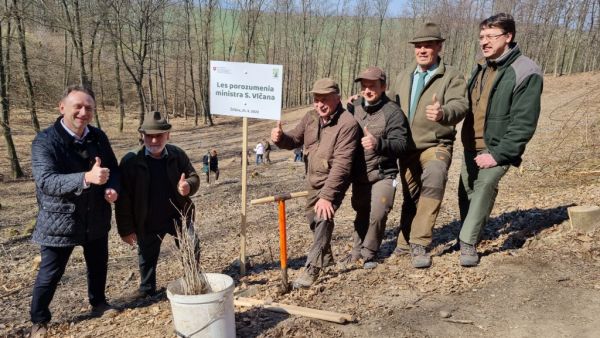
[166,273,236,338]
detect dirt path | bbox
[1,73,599,337]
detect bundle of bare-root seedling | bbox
[172,205,211,295]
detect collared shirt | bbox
[60,118,89,143]
[410,63,439,110]
[144,146,169,158]
[60,118,92,191]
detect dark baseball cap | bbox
[354,66,387,83]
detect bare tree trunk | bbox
[61,0,90,87]
[0,12,24,178]
[12,0,39,132]
[184,0,199,125]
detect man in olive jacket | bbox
[458,13,542,267]
[344,66,409,269]
[29,86,120,338]
[116,111,200,298]
[271,78,359,288]
[389,22,468,268]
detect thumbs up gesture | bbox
[425,93,443,122]
[361,126,378,151]
[178,173,190,196]
[271,120,283,143]
[84,157,110,185]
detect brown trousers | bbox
[350,178,397,260]
[397,145,452,248]
[304,189,342,268]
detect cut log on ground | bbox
[568,205,600,232]
[234,297,355,323]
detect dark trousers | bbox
[137,227,199,293]
[137,230,173,293]
[205,169,219,183]
[30,235,109,324]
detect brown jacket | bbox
[276,104,359,203]
[389,59,468,151]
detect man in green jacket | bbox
[389,22,468,268]
[116,111,200,298]
[458,13,543,266]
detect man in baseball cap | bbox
[271,78,359,289]
[339,66,409,270]
[388,22,468,269]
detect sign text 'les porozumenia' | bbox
[210,61,283,120]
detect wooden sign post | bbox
[209,61,283,275]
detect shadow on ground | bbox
[379,204,573,258]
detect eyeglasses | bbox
[478,33,506,42]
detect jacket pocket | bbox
[40,202,77,236]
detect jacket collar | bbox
[484,43,521,70]
[53,116,97,146]
[363,93,390,114]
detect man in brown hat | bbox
[340,66,409,269]
[271,78,359,288]
[116,111,200,299]
[389,22,468,268]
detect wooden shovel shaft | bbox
[250,191,308,205]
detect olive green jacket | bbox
[389,59,468,151]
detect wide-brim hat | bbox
[139,111,171,134]
[409,22,445,43]
[309,78,340,95]
[354,66,387,83]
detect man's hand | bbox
[178,173,190,196]
[121,233,137,246]
[84,157,110,185]
[361,126,378,150]
[104,188,118,203]
[475,153,498,169]
[271,121,283,143]
[314,198,334,220]
[425,93,443,122]
[347,94,359,105]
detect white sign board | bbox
[210,61,283,120]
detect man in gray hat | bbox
[116,111,200,300]
[271,78,359,288]
[389,22,468,268]
[340,66,409,269]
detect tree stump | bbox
[568,205,600,232]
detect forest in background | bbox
[1,0,599,178]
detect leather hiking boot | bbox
[337,254,360,270]
[30,323,47,338]
[124,287,165,302]
[292,266,320,289]
[90,302,119,318]
[410,243,432,268]
[459,241,479,267]
[393,246,411,257]
[362,259,378,270]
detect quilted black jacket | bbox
[31,118,120,247]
